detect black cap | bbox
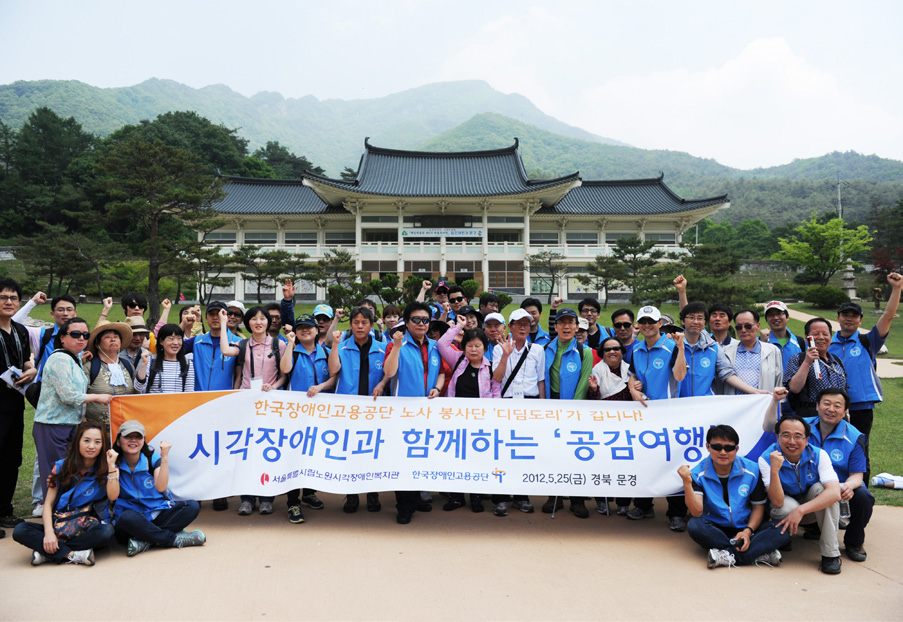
[458,305,481,319]
[206,301,228,314]
[837,302,863,316]
[556,308,578,320]
[428,320,450,336]
[293,313,317,328]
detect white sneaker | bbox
[707,548,736,569]
[32,504,43,518]
[67,549,95,566]
[755,549,782,567]
[238,501,254,515]
[32,550,49,566]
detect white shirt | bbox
[758,447,838,486]
[491,341,545,397]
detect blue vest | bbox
[192,332,241,391]
[53,459,107,511]
[528,325,552,346]
[544,337,587,400]
[632,333,678,400]
[765,442,823,499]
[679,341,718,397]
[35,326,61,381]
[113,453,172,522]
[768,329,804,374]
[392,335,440,397]
[828,328,883,408]
[290,343,331,392]
[691,455,761,529]
[336,337,387,395]
[805,417,867,483]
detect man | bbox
[679,424,790,568]
[759,300,805,414]
[576,297,614,349]
[520,297,551,346]
[760,416,843,574]
[446,286,468,318]
[719,309,783,396]
[829,272,902,438]
[541,308,593,518]
[481,312,506,363]
[416,280,452,321]
[265,302,288,344]
[609,308,637,365]
[576,317,589,346]
[804,388,873,563]
[225,300,246,337]
[478,292,500,317]
[120,316,151,371]
[626,306,687,527]
[0,278,37,533]
[784,317,847,418]
[98,291,157,351]
[674,275,736,346]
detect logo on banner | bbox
[653,359,664,369]
[492,468,506,483]
[700,358,711,368]
[261,473,270,485]
[831,449,844,462]
[738,484,750,497]
[567,362,578,373]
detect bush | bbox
[771,281,809,302]
[804,286,850,309]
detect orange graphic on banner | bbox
[109,391,237,441]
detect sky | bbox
[2,0,902,170]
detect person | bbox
[784,317,847,418]
[576,317,589,346]
[674,275,736,346]
[110,420,205,557]
[804,388,873,563]
[83,322,147,429]
[481,312,506,363]
[380,304,401,336]
[759,300,805,414]
[120,316,151,371]
[264,302,288,344]
[97,292,157,352]
[678,423,790,568]
[191,301,242,393]
[609,308,637,365]
[829,272,902,438]
[520,298,551,346]
[145,324,196,394]
[478,292,500,317]
[416,280,452,321]
[0,278,37,532]
[760,415,843,574]
[279,314,336,523]
[328,306,389,513]
[457,305,482,331]
[33,317,113,501]
[327,299,384,347]
[718,310,783,396]
[218,306,287,392]
[12,421,116,566]
[446,286,468,318]
[225,300,246,337]
[577,297,614,349]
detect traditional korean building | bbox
[207,139,729,301]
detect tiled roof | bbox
[305,138,579,198]
[536,176,728,215]
[214,177,342,214]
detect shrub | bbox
[804,286,850,309]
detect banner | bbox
[110,391,774,500]
[401,228,484,238]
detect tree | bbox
[133,111,246,173]
[733,219,780,259]
[610,236,665,304]
[232,246,292,304]
[525,251,566,304]
[306,249,369,316]
[95,137,225,324]
[369,273,404,309]
[577,255,626,308]
[192,246,234,305]
[772,216,872,287]
[340,166,358,181]
[252,141,324,178]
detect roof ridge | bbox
[363,136,520,158]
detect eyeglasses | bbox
[709,443,737,453]
[449,296,465,303]
[637,318,658,325]
[0,295,20,302]
[227,311,243,318]
[580,309,599,315]
[408,316,430,325]
[602,346,623,353]
[735,323,757,331]
[613,322,633,330]
[126,302,145,309]
[779,433,806,441]
[65,330,90,340]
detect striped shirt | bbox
[146,355,196,394]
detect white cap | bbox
[509,308,532,324]
[636,305,661,322]
[226,300,246,313]
[483,312,505,325]
[764,300,789,315]
[577,317,590,330]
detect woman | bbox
[437,316,500,512]
[84,322,147,428]
[785,317,847,418]
[13,421,117,566]
[112,420,205,557]
[379,304,401,337]
[588,337,632,401]
[33,318,114,499]
[145,324,195,393]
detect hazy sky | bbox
[2,0,901,169]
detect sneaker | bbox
[0,514,23,528]
[754,550,782,567]
[626,506,655,520]
[443,498,465,511]
[512,499,534,514]
[300,494,325,510]
[343,494,360,513]
[416,501,433,512]
[174,529,206,548]
[32,504,43,518]
[396,511,413,525]
[707,548,736,569]
[570,502,589,519]
[802,523,821,540]
[541,497,563,513]
[287,504,305,524]
[819,555,842,574]
[493,502,508,517]
[366,492,381,512]
[258,501,274,515]
[238,501,254,516]
[67,549,95,566]
[31,550,49,566]
[127,539,150,557]
[596,500,610,515]
[845,545,867,562]
[616,505,630,516]
[212,498,228,511]
[470,497,484,513]
[871,474,894,488]
[669,516,687,532]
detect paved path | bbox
[2,496,902,621]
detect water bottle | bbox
[839,500,851,519]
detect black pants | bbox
[0,408,24,516]
[635,496,687,517]
[849,408,873,481]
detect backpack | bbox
[89,356,134,384]
[145,356,189,393]
[34,327,55,370]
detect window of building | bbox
[364,230,398,243]
[644,233,677,245]
[362,216,398,223]
[488,261,524,289]
[529,232,559,245]
[605,232,638,244]
[325,232,356,245]
[243,233,277,246]
[566,232,598,245]
[206,232,236,245]
[403,261,439,274]
[488,232,520,243]
[284,232,317,246]
[487,216,524,224]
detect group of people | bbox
[0,270,900,573]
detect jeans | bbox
[687,517,791,565]
[844,486,874,548]
[114,500,200,547]
[770,482,840,557]
[13,520,114,562]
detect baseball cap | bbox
[118,420,146,438]
[556,308,578,320]
[293,314,317,328]
[838,301,863,316]
[206,301,228,315]
[483,312,505,325]
[661,313,680,333]
[637,306,662,322]
[458,305,481,318]
[509,308,532,324]
[388,320,407,338]
[577,317,589,331]
[313,304,334,319]
[435,280,450,293]
[226,300,246,314]
[764,301,789,315]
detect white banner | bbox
[401,228,484,238]
[112,392,773,500]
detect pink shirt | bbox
[238,336,287,389]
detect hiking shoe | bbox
[470,497,484,513]
[416,501,432,512]
[616,505,630,516]
[596,500,610,515]
[754,550,782,567]
[366,493,381,512]
[344,495,360,513]
[493,502,508,517]
[212,498,228,511]
[443,498,465,511]
[67,549,95,566]
[287,505,305,524]
[570,502,589,519]
[819,555,842,574]
[707,548,736,569]
[32,550,49,566]
[300,494,325,510]
[669,516,687,532]
[396,511,412,525]
[802,523,821,540]
[512,499,534,513]
[238,501,254,515]
[127,539,150,557]
[846,545,867,562]
[541,497,563,513]
[258,501,274,515]
[175,530,206,548]
[626,506,655,520]
[0,515,23,528]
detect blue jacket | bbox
[528,325,552,347]
[289,343,331,392]
[544,337,588,400]
[768,328,805,374]
[630,333,679,400]
[192,331,241,391]
[763,442,823,499]
[336,336,387,395]
[113,453,173,523]
[391,335,440,397]
[678,331,735,397]
[805,417,868,483]
[53,459,107,511]
[35,326,61,380]
[828,326,885,409]
[691,455,761,529]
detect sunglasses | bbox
[602,346,623,353]
[637,318,658,325]
[126,302,146,309]
[65,330,90,340]
[709,443,737,453]
[227,311,243,318]
[408,316,430,325]
[449,296,465,303]
[613,322,633,330]
[735,323,757,331]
